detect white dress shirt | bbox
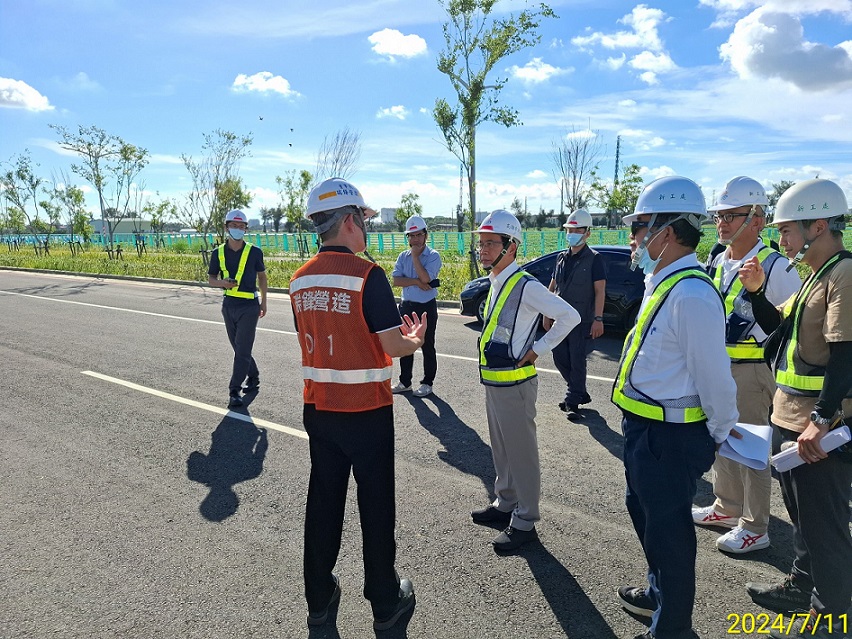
[631,254,739,443]
[488,261,581,359]
[712,240,802,341]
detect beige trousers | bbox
[485,377,540,531]
[711,361,776,533]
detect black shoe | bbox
[228,394,243,408]
[747,576,811,613]
[492,526,538,552]
[243,377,260,393]
[471,505,512,526]
[617,585,655,617]
[373,578,415,631]
[307,574,341,626]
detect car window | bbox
[524,254,558,285]
[602,252,640,282]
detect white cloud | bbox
[0,78,53,111]
[566,129,597,140]
[619,99,637,107]
[640,165,678,181]
[630,51,677,73]
[526,169,548,179]
[571,5,669,53]
[720,8,852,91]
[232,72,301,97]
[368,28,427,60]
[59,71,102,92]
[509,57,572,83]
[606,54,627,70]
[377,105,408,120]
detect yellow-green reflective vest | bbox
[218,242,256,299]
[611,267,718,423]
[712,246,781,362]
[478,270,538,386]
[774,252,850,396]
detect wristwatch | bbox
[809,410,833,426]
[594,316,604,322]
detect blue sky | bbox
[2,0,851,221]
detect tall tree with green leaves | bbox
[589,163,644,228]
[50,124,149,249]
[180,129,252,246]
[768,180,795,208]
[433,0,556,277]
[50,170,90,243]
[0,151,47,236]
[395,192,424,231]
[277,169,313,231]
[509,196,526,229]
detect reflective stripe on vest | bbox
[774,252,846,395]
[478,270,537,386]
[219,242,256,299]
[611,268,716,423]
[713,246,781,362]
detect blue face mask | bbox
[228,227,246,241]
[635,245,661,275]
[566,232,585,247]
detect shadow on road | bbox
[404,393,497,502]
[186,409,268,522]
[525,543,619,638]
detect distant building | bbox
[380,207,397,224]
[92,217,152,234]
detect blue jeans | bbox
[622,412,716,638]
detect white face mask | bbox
[228,227,246,241]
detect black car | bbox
[459,245,644,332]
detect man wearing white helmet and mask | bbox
[543,208,606,417]
[612,176,738,639]
[737,179,852,638]
[469,209,580,552]
[391,214,442,397]
[692,177,801,555]
[207,209,268,408]
[291,178,426,631]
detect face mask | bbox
[228,227,245,241]
[633,228,667,275]
[566,233,585,248]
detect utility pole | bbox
[610,135,621,228]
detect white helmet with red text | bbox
[473,209,523,242]
[405,215,427,234]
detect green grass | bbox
[3,230,849,301]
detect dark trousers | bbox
[398,299,438,387]
[776,424,852,615]
[552,321,592,405]
[303,404,400,618]
[222,299,260,394]
[622,412,716,639]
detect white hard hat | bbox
[225,209,248,224]
[306,177,376,219]
[473,209,522,242]
[405,215,427,234]
[771,178,849,226]
[564,208,592,229]
[623,175,708,229]
[708,176,769,211]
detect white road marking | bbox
[4,289,616,383]
[81,370,309,440]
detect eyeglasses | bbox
[407,231,426,238]
[476,240,505,250]
[713,212,751,224]
[630,221,651,236]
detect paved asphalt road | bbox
[0,270,807,639]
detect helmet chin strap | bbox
[483,239,512,273]
[719,205,757,247]
[786,220,812,272]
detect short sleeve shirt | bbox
[208,243,265,302]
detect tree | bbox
[50,170,90,243]
[395,193,423,231]
[433,0,556,277]
[589,163,644,228]
[180,129,252,246]
[50,124,149,249]
[535,206,548,230]
[550,125,602,215]
[276,169,313,231]
[509,196,527,229]
[314,126,361,181]
[768,180,795,208]
[0,151,48,236]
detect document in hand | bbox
[718,423,773,471]
[770,425,852,472]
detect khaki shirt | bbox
[772,258,852,432]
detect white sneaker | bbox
[692,505,737,529]
[391,382,411,394]
[716,526,770,554]
[412,384,432,397]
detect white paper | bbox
[770,426,851,472]
[718,423,773,471]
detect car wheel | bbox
[475,293,487,324]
